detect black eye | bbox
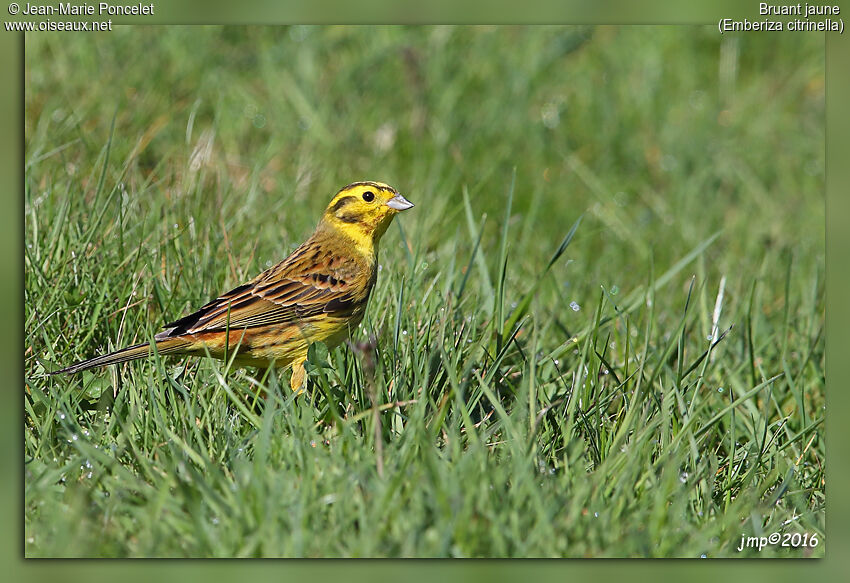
[362,191,375,202]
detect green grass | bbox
[24,26,824,557]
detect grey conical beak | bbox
[385,193,414,211]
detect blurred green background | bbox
[25,26,823,311]
[24,26,824,559]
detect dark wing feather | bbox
[157,241,368,339]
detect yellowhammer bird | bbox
[51,181,414,391]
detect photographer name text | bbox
[18,2,154,16]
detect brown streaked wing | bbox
[158,274,364,338]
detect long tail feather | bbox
[49,338,189,375]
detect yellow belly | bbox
[174,316,357,369]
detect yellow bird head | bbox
[321,181,414,246]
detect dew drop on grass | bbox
[569,301,580,312]
[402,330,408,336]
[593,512,599,518]
[541,102,560,128]
[717,387,724,392]
[610,285,619,295]
[680,472,689,483]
